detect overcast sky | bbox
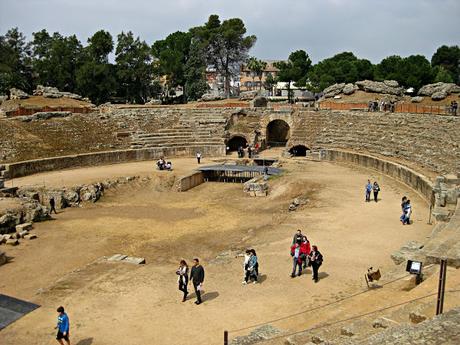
[1,0,459,63]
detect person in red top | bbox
[300,236,311,269]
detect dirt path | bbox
[0,156,438,345]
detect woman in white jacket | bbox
[176,260,189,302]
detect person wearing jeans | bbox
[190,258,205,305]
[291,242,303,277]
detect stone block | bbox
[18,230,29,238]
[409,312,427,324]
[123,256,146,265]
[107,254,128,262]
[0,251,6,265]
[372,317,398,329]
[6,239,19,246]
[391,241,424,265]
[24,233,37,240]
[340,325,356,337]
[15,223,33,232]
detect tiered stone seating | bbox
[130,109,227,149]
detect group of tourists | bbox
[365,180,381,202]
[235,143,260,158]
[156,157,172,170]
[176,258,205,304]
[290,229,323,283]
[400,196,412,225]
[368,100,395,112]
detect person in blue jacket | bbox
[365,180,372,202]
[55,306,70,345]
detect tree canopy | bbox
[0,22,458,103]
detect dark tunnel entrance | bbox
[266,120,290,147]
[227,136,248,151]
[289,145,309,156]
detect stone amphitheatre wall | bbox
[1,107,459,180]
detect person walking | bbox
[400,196,407,223]
[309,245,323,283]
[300,236,311,269]
[190,258,205,305]
[176,260,189,302]
[403,200,412,225]
[291,241,303,277]
[292,229,303,245]
[365,180,372,202]
[55,306,70,345]
[373,181,380,202]
[243,250,258,284]
[242,250,251,284]
[49,196,58,214]
[196,152,202,164]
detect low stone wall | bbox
[177,171,204,192]
[5,145,225,179]
[323,149,435,204]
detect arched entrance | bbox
[289,145,309,156]
[266,120,290,146]
[227,136,248,151]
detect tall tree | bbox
[433,66,454,83]
[247,57,267,90]
[115,31,153,103]
[375,54,434,91]
[31,30,83,91]
[184,38,209,101]
[308,52,373,92]
[152,31,191,102]
[0,28,32,94]
[197,15,256,97]
[275,50,311,103]
[431,45,460,84]
[76,30,116,104]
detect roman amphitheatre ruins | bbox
[0,82,459,345]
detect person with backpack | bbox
[308,245,323,283]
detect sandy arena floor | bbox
[0,153,449,345]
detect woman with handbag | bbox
[308,245,323,283]
[176,260,189,302]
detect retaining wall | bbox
[5,145,225,179]
[177,171,205,192]
[323,149,435,204]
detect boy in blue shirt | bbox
[55,306,70,345]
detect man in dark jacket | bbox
[190,258,205,305]
[49,196,58,214]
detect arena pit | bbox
[0,153,445,345]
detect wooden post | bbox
[436,259,447,315]
[224,330,229,345]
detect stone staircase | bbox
[130,109,227,149]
